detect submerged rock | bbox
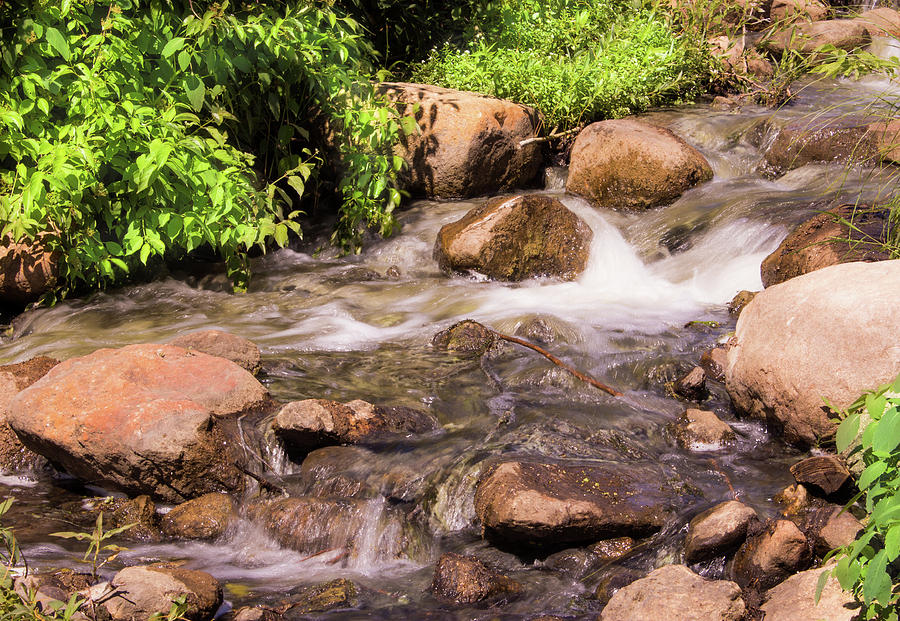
[566,119,713,212]
[0,236,59,305]
[760,206,891,286]
[298,445,424,502]
[103,565,222,621]
[670,409,736,452]
[432,320,496,355]
[161,492,237,540]
[684,501,759,563]
[474,459,685,552]
[726,261,900,446]
[730,519,811,590]
[700,347,728,383]
[285,579,359,614]
[272,398,439,455]
[7,344,269,502]
[600,564,745,621]
[760,563,857,621]
[434,194,593,281]
[0,356,58,473]
[169,330,261,375]
[377,82,542,199]
[431,553,522,605]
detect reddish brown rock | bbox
[567,119,712,212]
[700,347,729,382]
[685,501,759,563]
[169,330,261,374]
[0,356,59,473]
[377,82,542,199]
[7,344,269,502]
[0,236,59,305]
[815,507,863,555]
[673,367,709,402]
[764,120,875,173]
[474,460,683,551]
[431,553,522,604]
[103,565,222,621]
[161,492,237,540]
[761,563,857,621]
[731,520,811,590]
[600,565,746,621]
[790,455,851,496]
[760,206,891,287]
[434,195,593,281]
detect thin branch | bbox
[518,126,582,148]
[490,331,622,397]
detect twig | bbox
[490,331,622,397]
[236,465,287,496]
[297,547,342,563]
[707,458,739,500]
[518,126,583,148]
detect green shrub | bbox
[411,0,713,130]
[823,373,900,619]
[0,0,403,297]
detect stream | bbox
[2,42,900,619]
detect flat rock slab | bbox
[434,194,592,281]
[474,459,687,551]
[8,343,269,502]
[566,119,712,212]
[600,564,745,621]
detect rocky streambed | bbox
[2,36,900,621]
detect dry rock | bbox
[0,356,58,473]
[169,330,261,374]
[685,501,759,563]
[761,562,857,620]
[731,519,811,590]
[0,236,59,305]
[854,7,900,39]
[104,565,222,621]
[762,19,871,55]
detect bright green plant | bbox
[148,594,190,621]
[821,372,900,619]
[50,512,135,581]
[411,0,714,131]
[0,0,404,297]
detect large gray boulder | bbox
[566,119,712,211]
[726,261,900,446]
[434,194,593,281]
[377,82,542,199]
[600,564,745,621]
[7,344,269,502]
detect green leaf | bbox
[139,243,152,265]
[161,37,186,58]
[45,27,71,61]
[836,412,860,453]
[858,460,888,491]
[863,550,891,604]
[885,524,900,561]
[184,75,206,112]
[872,408,900,455]
[285,175,306,198]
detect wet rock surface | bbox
[684,500,759,563]
[377,82,542,199]
[7,343,269,502]
[432,320,497,355]
[474,459,688,552]
[726,261,900,446]
[284,578,360,614]
[670,409,736,451]
[600,564,746,621]
[431,553,522,605]
[672,366,709,402]
[161,492,237,540]
[434,194,593,281]
[764,120,875,173]
[81,494,161,541]
[566,119,713,211]
[169,329,262,374]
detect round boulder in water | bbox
[726,261,900,447]
[566,119,713,212]
[434,194,592,281]
[431,553,522,605]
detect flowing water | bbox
[2,52,900,618]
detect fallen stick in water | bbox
[490,330,622,397]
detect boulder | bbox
[377,82,542,199]
[566,119,713,211]
[432,320,496,355]
[760,206,891,287]
[431,553,522,605]
[684,501,759,563]
[161,492,237,540]
[600,564,746,621]
[298,445,424,502]
[670,409,736,451]
[864,118,900,165]
[789,455,850,496]
[770,0,828,22]
[762,19,871,55]
[731,520,811,589]
[433,195,593,281]
[272,398,439,455]
[0,236,59,305]
[764,120,875,173]
[7,343,269,502]
[728,290,756,316]
[474,459,685,551]
[700,347,729,382]
[854,7,900,39]
[0,356,58,473]
[285,579,359,614]
[725,261,900,446]
[814,506,863,555]
[760,563,857,621]
[672,367,710,402]
[103,565,222,621]
[169,330,261,374]
[14,570,92,620]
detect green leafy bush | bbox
[824,373,900,619]
[0,0,403,297]
[411,0,714,130]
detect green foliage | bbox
[148,594,190,621]
[0,0,404,297]
[51,512,134,581]
[411,0,714,130]
[822,373,900,619]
